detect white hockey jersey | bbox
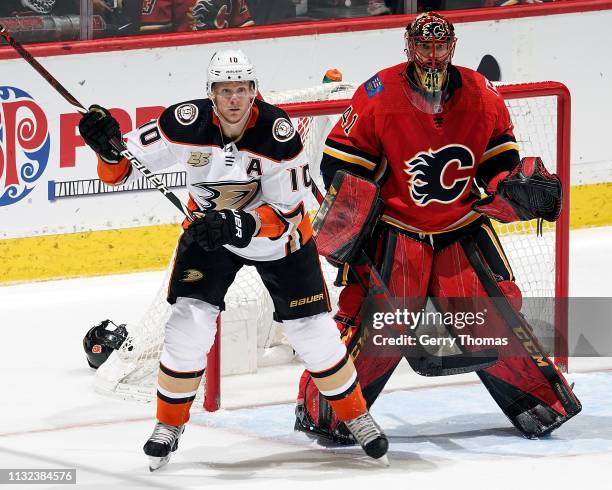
[97,98,314,261]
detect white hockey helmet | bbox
[206,49,258,97]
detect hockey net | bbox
[94,81,570,410]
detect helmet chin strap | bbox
[212,96,257,138]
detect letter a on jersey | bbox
[404,144,475,206]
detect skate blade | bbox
[148,455,170,472]
[376,454,390,467]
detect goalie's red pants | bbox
[297,218,580,437]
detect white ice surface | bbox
[1,226,612,489]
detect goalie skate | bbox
[143,421,185,471]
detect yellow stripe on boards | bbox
[0,224,181,285]
[570,182,612,229]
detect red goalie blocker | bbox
[313,171,384,266]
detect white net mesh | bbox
[94,81,566,404]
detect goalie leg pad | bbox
[429,226,581,436]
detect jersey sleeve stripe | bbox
[480,141,519,164]
[323,146,377,171]
[325,138,380,163]
[485,133,516,150]
[324,138,379,170]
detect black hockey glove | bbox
[78,105,123,163]
[474,157,562,224]
[189,209,257,251]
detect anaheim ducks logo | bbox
[192,180,260,210]
[180,269,204,282]
[404,144,475,206]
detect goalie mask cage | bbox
[93,80,570,412]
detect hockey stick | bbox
[0,24,195,221]
[310,183,498,376]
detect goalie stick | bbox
[310,181,499,376]
[0,24,195,222]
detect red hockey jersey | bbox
[322,64,519,234]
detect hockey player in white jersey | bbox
[78,50,388,470]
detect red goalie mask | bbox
[404,12,457,113]
[406,12,456,74]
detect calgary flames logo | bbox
[0,87,50,206]
[421,21,446,40]
[404,144,475,206]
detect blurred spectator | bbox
[140,0,188,32]
[97,0,142,35]
[420,0,547,10]
[247,0,297,25]
[140,0,253,33]
[305,0,395,19]
[0,0,77,16]
[367,0,391,15]
[189,0,254,29]
[418,0,444,11]
[384,0,404,13]
[0,0,86,43]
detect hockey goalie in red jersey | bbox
[295,11,581,444]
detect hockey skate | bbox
[143,421,185,471]
[344,411,389,465]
